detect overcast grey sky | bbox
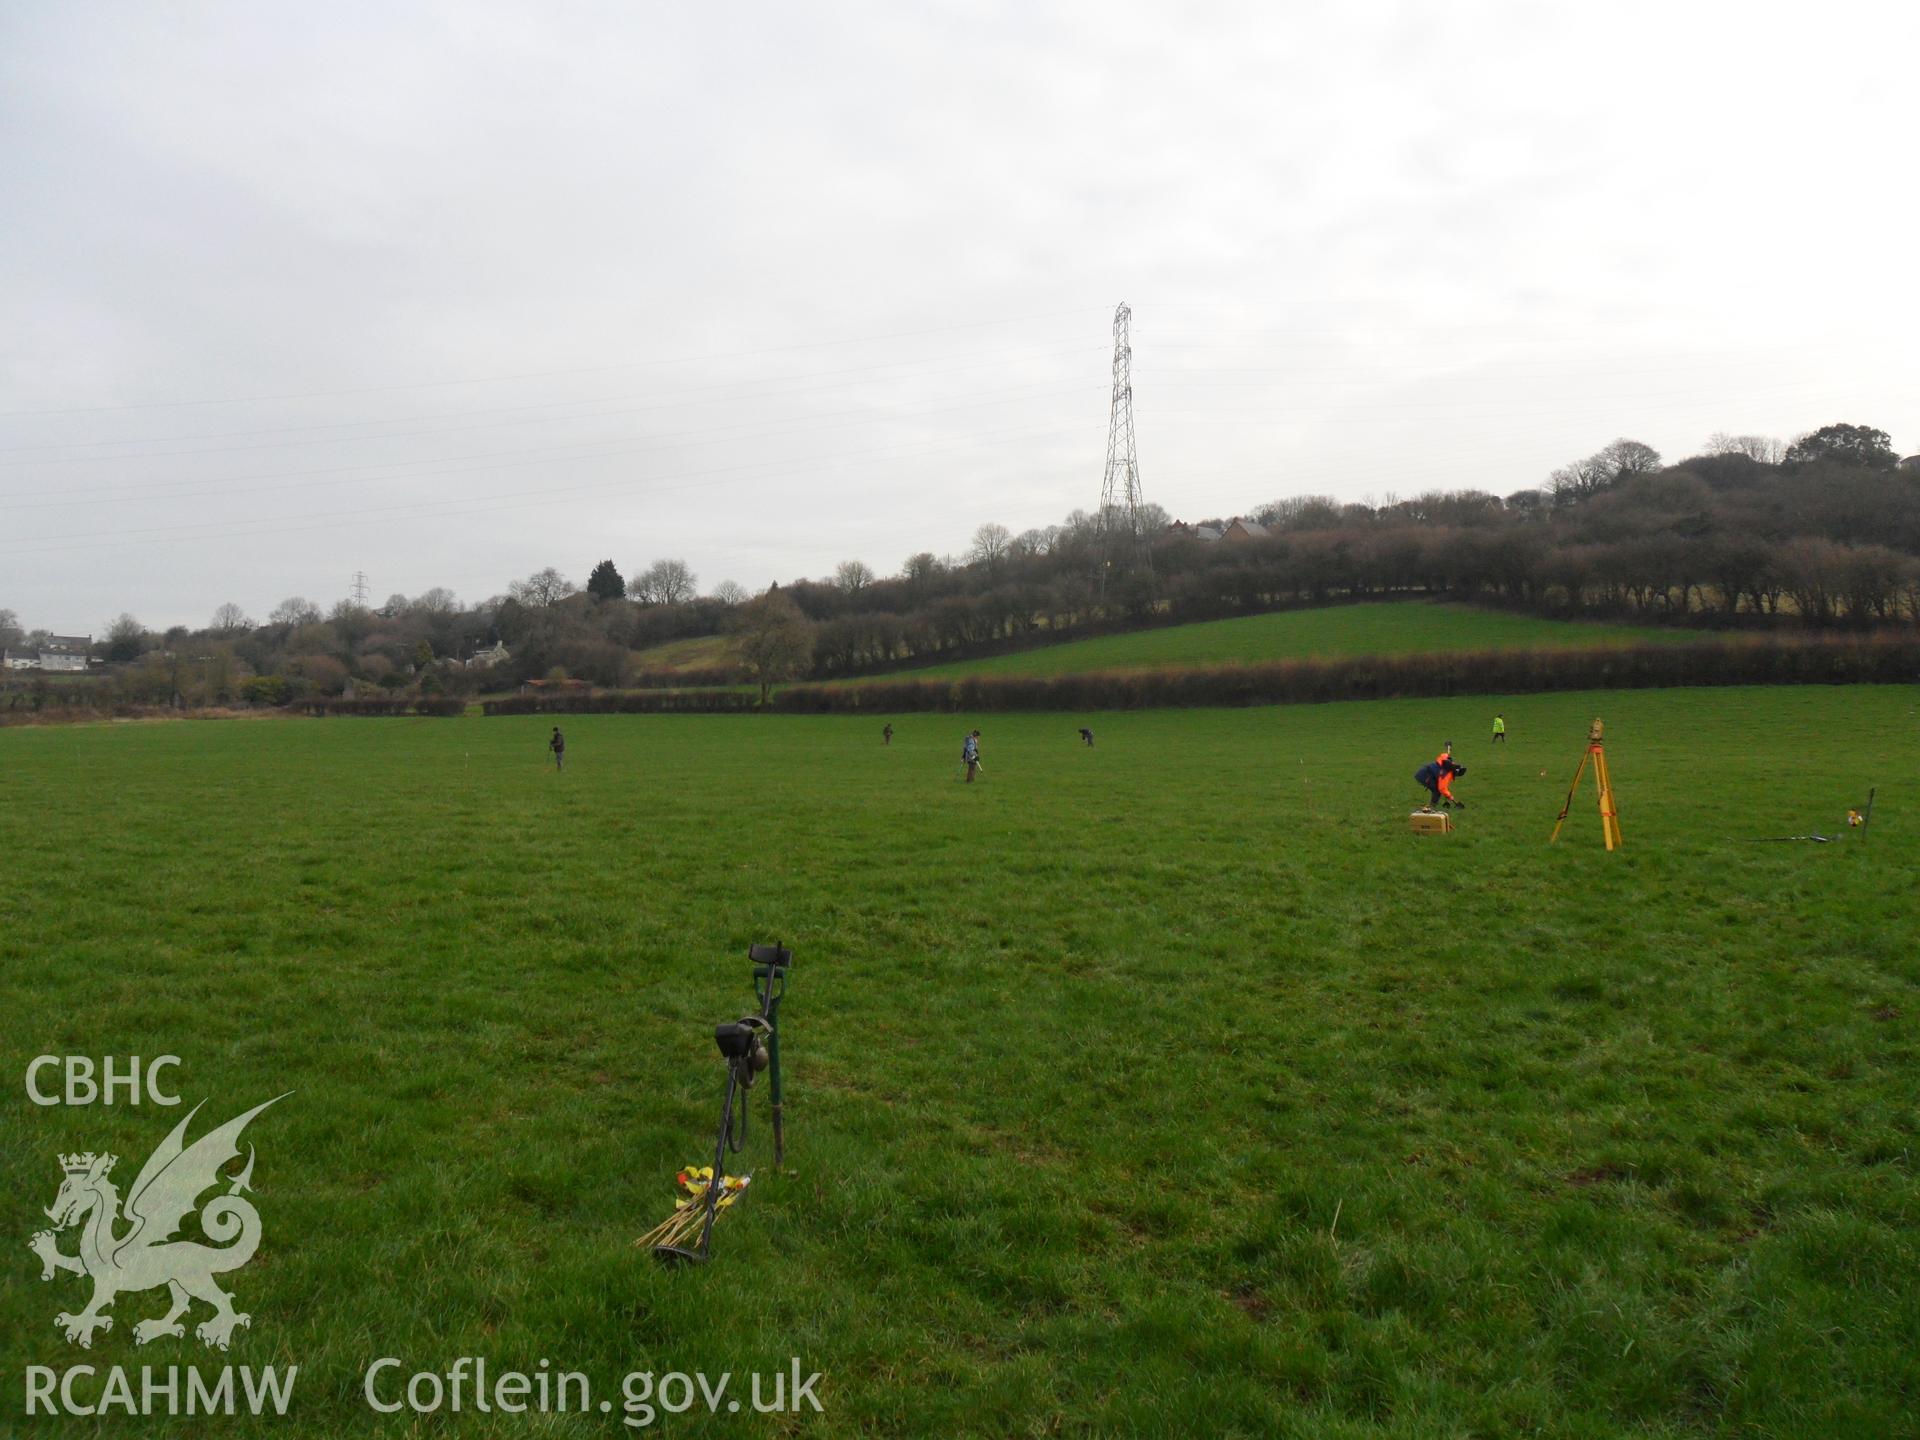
[3,0,1914,630]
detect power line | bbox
[0,306,1107,419]
[0,344,1106,470]
[0,339,1108,460]
[0,418,1104,558]
[0,378,1108,510]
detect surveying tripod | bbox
[1550,718,1622,850]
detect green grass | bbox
[631,634,738,672]
[892,602,1708,681]
[2,689,1915,1436]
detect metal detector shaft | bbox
[692,1066,740,1258]
[751,944,792,1166]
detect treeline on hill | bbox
[5,424,1917,714]
[482,633,1920,716]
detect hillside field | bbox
[887,602,1710,681]
[629,602,1709,686]
[2,687,1915,1436]
[628,633,736,673]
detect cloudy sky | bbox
[3,0,1914,631]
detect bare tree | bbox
[210,602,253,632]
[269,596,323,627]
[508,568,577,607]
[1009,528,1051,559]
[710,580,748,606]
[329,599,375,647]
[969,523,1012,571]
[835,559,876,596]
[730,591,814,702]
[1548,439,1662,505]
[1704,432,1783,464]
[0,608,25,648]
[1594,439,1662,476]
[1257,495,1343,530]
[414,586,460,615]
[633,558,697,605]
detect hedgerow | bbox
[480,633,1920,715]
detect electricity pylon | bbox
[1098,302,1150,594]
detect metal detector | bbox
[1751,785,1877,844]
[648,942,793,1266]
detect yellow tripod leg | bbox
[1550,751,1591,844]
[1593,748,1622,850]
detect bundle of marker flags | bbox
[635,1167,751,1250]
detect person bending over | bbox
[1414,756,1466,809]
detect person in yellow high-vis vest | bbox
[1491,714,1507,744]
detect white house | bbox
[3,636,92,671]
[467,641,510,669]
[39,636,93,672]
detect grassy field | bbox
[630,634,736,673]
[891,602,1708,681]
[2,688,1915,1437]
[632,602,1705,684]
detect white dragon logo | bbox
[28,1095,287,1350]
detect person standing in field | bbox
[883,723,893,746]
[549,726,566,771]
[961,729,982,783]
[1492,714,1507,744]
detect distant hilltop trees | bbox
[6,422,1916,703]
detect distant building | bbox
[1166,520,1223,543]
[467,641,510,669]
[3,635,92,672]
[1220,518,1271,543]
[40,636,92,672]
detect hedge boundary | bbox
[480,633,1920,716]
[296,697,467,717]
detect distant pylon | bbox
[1098,302,1150,592]
[350,571,369,606]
